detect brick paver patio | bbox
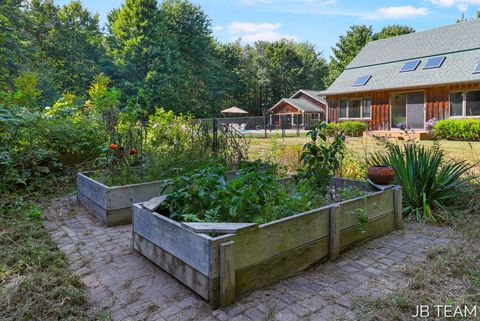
[43,195,451,321]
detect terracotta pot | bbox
[368,165,394,185]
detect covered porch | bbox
[268,98,325,130]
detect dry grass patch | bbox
[353,211,480,321]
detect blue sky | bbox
[54,0,480,58]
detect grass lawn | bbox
[249,136,480,164]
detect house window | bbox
[466,91,480,116]
[339,100,347,118]
[339,98,371,119]
[362,99,371,118]
[450,92,463,117]
[349,100,361,118]
[311,113,319,120]
[450,90,480,117]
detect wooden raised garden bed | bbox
[132,177,403,308]
[77,169,254,226]
[77,171,166,226]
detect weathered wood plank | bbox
[340,212,395,251]
[233,236,329,296]
[181,222,257,234]
[108,180,165,210]
[393,187,404,230]
[339,189,394,231]
[142,195,167,212]
[77,172,109,209]
[77,191,107,224]
[133,204,211,275]
[219,241,235,307]
[133,232,209,300]
[367,179,394,191]
[329,205,341,261]
[224,207,330,274]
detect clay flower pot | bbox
[368,165,394,185]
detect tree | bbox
[373,25,415,40]
[22,0,105,100]
[107,0,161,91]
[0,0,29,92]
[327,25,373,86]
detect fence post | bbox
[220,241,235,307]
[212,118,218,155]
[264,114,267,138]
[393,187,403,230]
[329,205,341,261]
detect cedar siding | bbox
[327,82,480,131]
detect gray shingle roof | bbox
[322,19,480,95]
[292,90,328,105]
[283,98,325,113]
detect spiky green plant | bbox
[369,141,476,223]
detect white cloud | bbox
[237,31,297,42]
[242,0,336,5]
[227,22,281,34]
[428,0,480,11]
[363,5,429,20]
[223,21,297,43]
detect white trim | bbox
[338,97,372,120]
[448,89,480,117]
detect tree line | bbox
[2,0,420,117]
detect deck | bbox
[364,130,433,141]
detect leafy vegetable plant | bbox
[299,121,346,191]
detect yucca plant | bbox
[369,141,476,223]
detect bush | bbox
[369,140,476,223]
[326,121,367,137]
[434,119,480,141]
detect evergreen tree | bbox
[327,25,373,86]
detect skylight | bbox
[400,60,420,72]
[352,75,371,87]
[423,56,446,69]
[474,63,480,74]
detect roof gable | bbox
[269,98,325,113]
[291,89,327,105]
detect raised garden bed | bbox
[132,177,403,308]
[77,169,257,226]
[77,171,166,226]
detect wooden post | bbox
[393,187,404,230]
[220,241,235,307]
[329,205,341,261]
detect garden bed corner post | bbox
[329,205,341,261]
[219,240,235,307]
[393,186,404,230]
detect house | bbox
[321,19,480,139]
[268,89,327,130]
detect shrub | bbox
[434,119,480,141]
[369,140,476,223]
[326,121,367,137]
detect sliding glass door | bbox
[391,92,425,129]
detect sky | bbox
[54,0,480,58]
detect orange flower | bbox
[130,148,138,155]
[109,143,118,150]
